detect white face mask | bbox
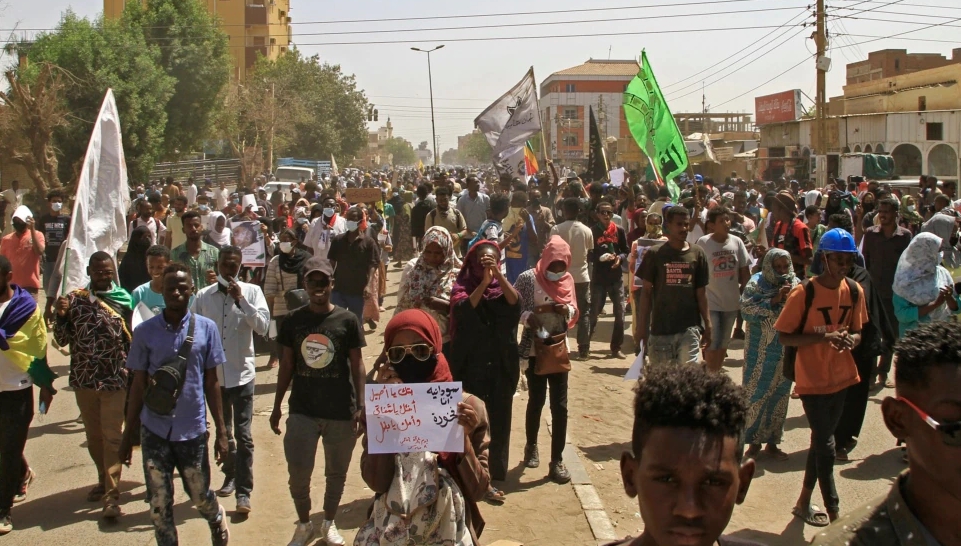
[345,220,359,232]
[323,207,335,217]
[907,205,917,213]
[545,270,567,282]
[217,274,233,288]
[51,202,63,212]
[280,242,293,254]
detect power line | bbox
[837,33,960,43]
[832,0,961,11]
[829,14,961,27]
[713,56,809,108]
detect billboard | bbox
[755,90,803,125]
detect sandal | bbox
[764,445,790,461]
[745,444,762,459]
[791,389,800,399]
[792,504,830,527]
[484,487,506,506]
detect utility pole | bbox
[411,45,445,167]
[815,0,828,186]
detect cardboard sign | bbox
[345,188,383,204]
[365,382,465,454]
[230,221,267,267]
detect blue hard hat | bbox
[819,228,858,253]
[694,174,704,182]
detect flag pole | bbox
[60,248,70,296]
[530,66,549,164]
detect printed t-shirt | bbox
[277,305,365,420]
[774,278,868,396]
[638,242,710,336]
[772,218,813,277]
[696,234,751,312]
[38,214,69,263]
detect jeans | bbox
[331,290,365,324]
[876,297,898,377]
[0,388,32,512]
[589,278,625,353]
[708,310,739,351]
[648,328,702,368]
[284,413,357,519]
[221,380,255,498]
[141,426,223,546]
[574,282,591,353]
[525,361,568,464]
[836,351,875,449]
[75,388,125,504]
[799,391,847,513]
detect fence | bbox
[149,158,241,185]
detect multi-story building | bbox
[103,0,292,81]
[354,120,394,168]
[847,48,961,85]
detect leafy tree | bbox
[123,0,231,159]
[441,148,459,165]
[383,137,416,166]
[26,11,175,183]
[459,131,493,165]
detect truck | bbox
[839,153,896,181]
[276,158,333,182]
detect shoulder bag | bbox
[144,314,195,416]
[532,304,572,375]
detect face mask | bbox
[280,242,293,253]
[907,205,917,213]
[393,355,438,384]
[345,220,359,232]
[198,205,208,212]
[232,198,240,205]
[646,225,663,238]
[545,270,566,282]
[323,207,335,217]
[217,274,233,288]
[51,202,63,212]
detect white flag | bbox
[494,145,527,180]
[475,68,542,161]
[331,154,339,176]
[55,88,130,297]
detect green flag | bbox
[623,51,690,189]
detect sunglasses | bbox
[898,396,961,447]
[386,343,433,364]
[598,210,613,216]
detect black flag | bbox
[585,106,609,182]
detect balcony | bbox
[245,45,267,69]
[246,4,267,26]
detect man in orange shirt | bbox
[0,207,45,303]
[775,228,867,528]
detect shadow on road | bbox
[838,448,903,482]
[578,442,630,463]
[783,414,809,432]
[729,517,806,546]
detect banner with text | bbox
[365,382,465,454]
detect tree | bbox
[459,131,493,165]
[26,11,176,183]
[383,137,416,166]
[441,148,459,165]
[0,63,68,195]
[124,0,231,159]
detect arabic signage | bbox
[755,90,803,125]
[365,382,465,454]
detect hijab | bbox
[382,309,454,384]
[404,226,461,308]
[901,195,923,225]
[207,212,231,247]
[804,190,822,208]
[920,213,961,269]
[278,228,309,275]
[893,233,954,316]
[449,241,503,338]
[759,248,798,297]
[534,236,579,329]
[118,226,152,292]
[626,208,647,246]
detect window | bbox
[563,108,578,120]
[563,135,579,147]
[895,58,900,71]
[252,36,266,46]
[927,122,943,141]
[565,83,576,93]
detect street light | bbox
[411,45,444,167]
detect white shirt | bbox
[0,299,31,392]
[304,215,347,260]
[191,280,270,388]
[185,184,198,207]
[550,220,594,283]
[212,188,228,211]
[130,216,166,245]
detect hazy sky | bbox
[3,0,959,153]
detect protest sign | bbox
[345,188,383,204]
[365,381,465,454]
[230,221,267,267]
[625,341,644,381]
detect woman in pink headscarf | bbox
[512,235,578,485]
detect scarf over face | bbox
[920,213,961,270]
[893,233,954,319]
[534,235,579,329]
[449,241,503,339]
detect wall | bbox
[841,64,961,115]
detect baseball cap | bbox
[303,257,334,278]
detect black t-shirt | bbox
[590,223,629,286]
[278,305,366,420]
[328,233,380,296]
[410,198,435,238]
[38,214,70,263]
[638,242,710,336]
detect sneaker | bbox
[209,506,229,546]
[321,519,345,546]
[549,461,572,484]
[102,503,122,519]
[13,468,35,504]
[287,521,315,546]
[0,511,11,535]
[524,444,540,469]
[216,477,235,498]
[235,495,251,514]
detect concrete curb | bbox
[548,421,618,544]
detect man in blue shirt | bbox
[121,263,230,546]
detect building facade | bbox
[104,0,292,81]
[847,48,961,85]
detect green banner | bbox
[623,51,690,195]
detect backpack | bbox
[143,315,195,416]
[782,277,860,382]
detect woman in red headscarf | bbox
[512,235,578,485]
[358,309,491,545]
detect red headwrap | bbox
[534,236,579,329]
[383,309,453,383]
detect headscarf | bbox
[804,190,822,208]
[645,212,664,239]
[901,195,923,225]
[760,248,798,297]
[535,236,579,329]
[626,208,647,246]
[118,226,152,292]
[893,233,954,321]
[449,241,503,338]
[920,213,961,269]
[382,309,454,384]
[403,226,461,308]
[207,212,231,247]
[278,228,309,275]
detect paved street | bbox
[13,267,902,546]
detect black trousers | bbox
[875,297,898,377]
[800,391,846,513]
[463,362,517,482]
[525,359,569,464]
[835,352,875,449]
[0,388,33,512]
